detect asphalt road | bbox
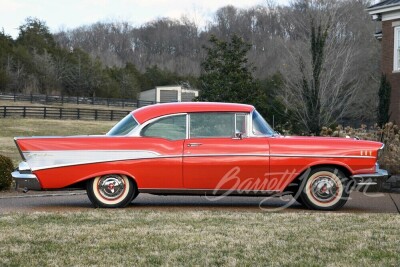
[0,191,399,213]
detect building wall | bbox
[382,20,400,123]
[138,89,156,102]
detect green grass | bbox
[0,118,116,165]
[0,210,399,266]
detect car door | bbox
[183,112,270,193]
[137,114,186,189]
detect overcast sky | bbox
[0,0,290,39]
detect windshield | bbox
[252,110,274,136]
[107,114,139,136]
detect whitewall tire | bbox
[300,167,349,211]
[86,174,137,208]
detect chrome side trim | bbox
[14,137,26,161]
[139,188,281,195]
[356,182,378,186]
[270,154,375,159]
[183,153,269,157]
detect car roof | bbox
[132,102,255,124]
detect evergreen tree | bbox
[197,34,259,104]
[377,74,391,126]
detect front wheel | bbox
[86,174,137,208]
[299,167,349,211]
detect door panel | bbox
[183,138,270,191]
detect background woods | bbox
[0,0,381,133]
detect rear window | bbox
[107,114,138,136]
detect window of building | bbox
[394,26,400,71]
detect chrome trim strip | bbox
[270,154,375,159]
[183,153,269,157]
[11,171,37,179]
[14,137,26,161]
[139,188,281,194]
[356,182,378,185]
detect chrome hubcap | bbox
[311,176,338,202]
[98,175,125,200]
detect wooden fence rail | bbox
[0,106,130,121]
[0,93,156,108]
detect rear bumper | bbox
[351,168,389,192]
[11,170,42,191]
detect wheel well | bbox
[286,164,353,192]
[65,174,138,190]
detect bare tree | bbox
[280,0,366,134]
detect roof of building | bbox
[132,102,255,123]
[368,0,400,10]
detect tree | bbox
[197,34,259,104]
[377,74,391,127]
[16,17,56,54]
[281,1,361,135]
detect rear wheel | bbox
[86,174,137,208]
[300,167,349,211]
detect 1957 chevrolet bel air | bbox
[12,102,388,210]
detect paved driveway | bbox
[0,191,399,213]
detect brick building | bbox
[367,0,400,123]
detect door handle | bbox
[187,143,202,147]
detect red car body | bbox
[12,102,387,210]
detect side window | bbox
[190,113,236,138]
[235,113,247,135]
[141,115,186,140]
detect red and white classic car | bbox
[12,102,387,210]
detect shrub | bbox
[0,155,14,190]
[320,123,400,175]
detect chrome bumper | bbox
[351,168,389,192]
[12,163,42,191]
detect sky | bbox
[0,0,290,39]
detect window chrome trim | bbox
[107,113,140,136]
[130,113,188,139]
[248,109,274,138]
[188,111,248,139]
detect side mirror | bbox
[234,131,243,140]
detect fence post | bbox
[45,94,48,104]
[13,91,16,102]
[110,110,114,121]
[59,108,62,119]
[30,93,33,103]
[44,107,47,119]
[77,108,80,119]
[136,100,139,108]
[95,110,98,120]
[77,96,79,105]
[3,106,6,117]
[61,95,64,105]
[23,106,26,118]
[122,99,125,108]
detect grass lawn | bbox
[0,118,116,165]
[0,210,399,266]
